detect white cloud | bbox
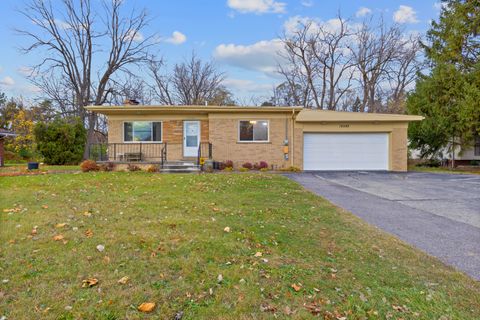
[126,30,144,42]
[17,66,35,77]
[356,7,372,18]
[165,31,187,45]
[393,5,419,24]
[214,39,285,76]
[0,76,15,87]
[224,78,273,93]
[301,0,314,8]
[227,0,287,15]
[283,16,349,36]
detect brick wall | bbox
[209,117,290,169]
[391,127,408,171]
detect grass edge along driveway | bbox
[1,172,479,319]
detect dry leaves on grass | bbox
[138,302,156,313]
[81,278,98,288]
[55,223,67,228]
[117,276,129,284]
[223,226,231,233]
[260,303,277,313]
[84,229,93,237]
[52,234,64,241]
[291,283,302,292]
[42,205,49,209]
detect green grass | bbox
[0,163,80,175]
[409,165,480,175]
[1,173,479,319]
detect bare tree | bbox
[384,35,424,113]
[279,16,356,110]
[148,53,227,105]
[278,14,422,113]
[18,0,155,157]
[350,18,403,112]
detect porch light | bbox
[249,120,257,124]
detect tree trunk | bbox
[83,111,98,160]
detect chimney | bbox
[124,99,140,105]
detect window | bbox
[124,122,162,142]
[475,135,480,156]
[239,120,269,142]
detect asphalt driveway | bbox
[286,171,480,280]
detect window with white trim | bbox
[124,122,162,142]
[239,120,269,142]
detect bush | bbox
[80,160,99,172]
[4,151,22,161]
[260,167,269,172]
[34,117,87,165]
[99,162,115,172]
[242,162,253,170]
[127,164,141,172]
[146,165,159,172]
[280,166,301,172]
[254,161,268,170]
[224,160,234,168]
[416,159,441,168]
[239,167,250,172]
[217,162,226,170]
[223,167,233,172]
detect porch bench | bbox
[124,152,142,162]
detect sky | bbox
[0,0,444,103]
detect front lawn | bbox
[1,173,479,319]
[409,165,480,175]
[0,163,80,176]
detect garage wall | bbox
[293,121,409,172]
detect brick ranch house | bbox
[85,105,423,172]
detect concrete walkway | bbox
[286,172,480,280]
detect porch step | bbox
[160,161,201,173]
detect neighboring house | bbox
[0,128,16,167]
[85,105,423,172]
[410,136,480,166]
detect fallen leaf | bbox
[55,223,67,228]
[254,252,263,257]
[53,234,64,241]
[260,303,276,312]
[291,283,302,292]
[42,205,49,209]
[81,278,98,288]
[223,226,231,233]
[284,306,293,315]
[212,207,220,212]
[138,302,156,313]
[84,229,93,237]
[117,276,129,284]
[304,301,322,315]
[31,228,38,235]
[217,274,223,283]
[96,244,105,252]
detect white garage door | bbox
[303,133,389,171]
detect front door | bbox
[183,121,200,157]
